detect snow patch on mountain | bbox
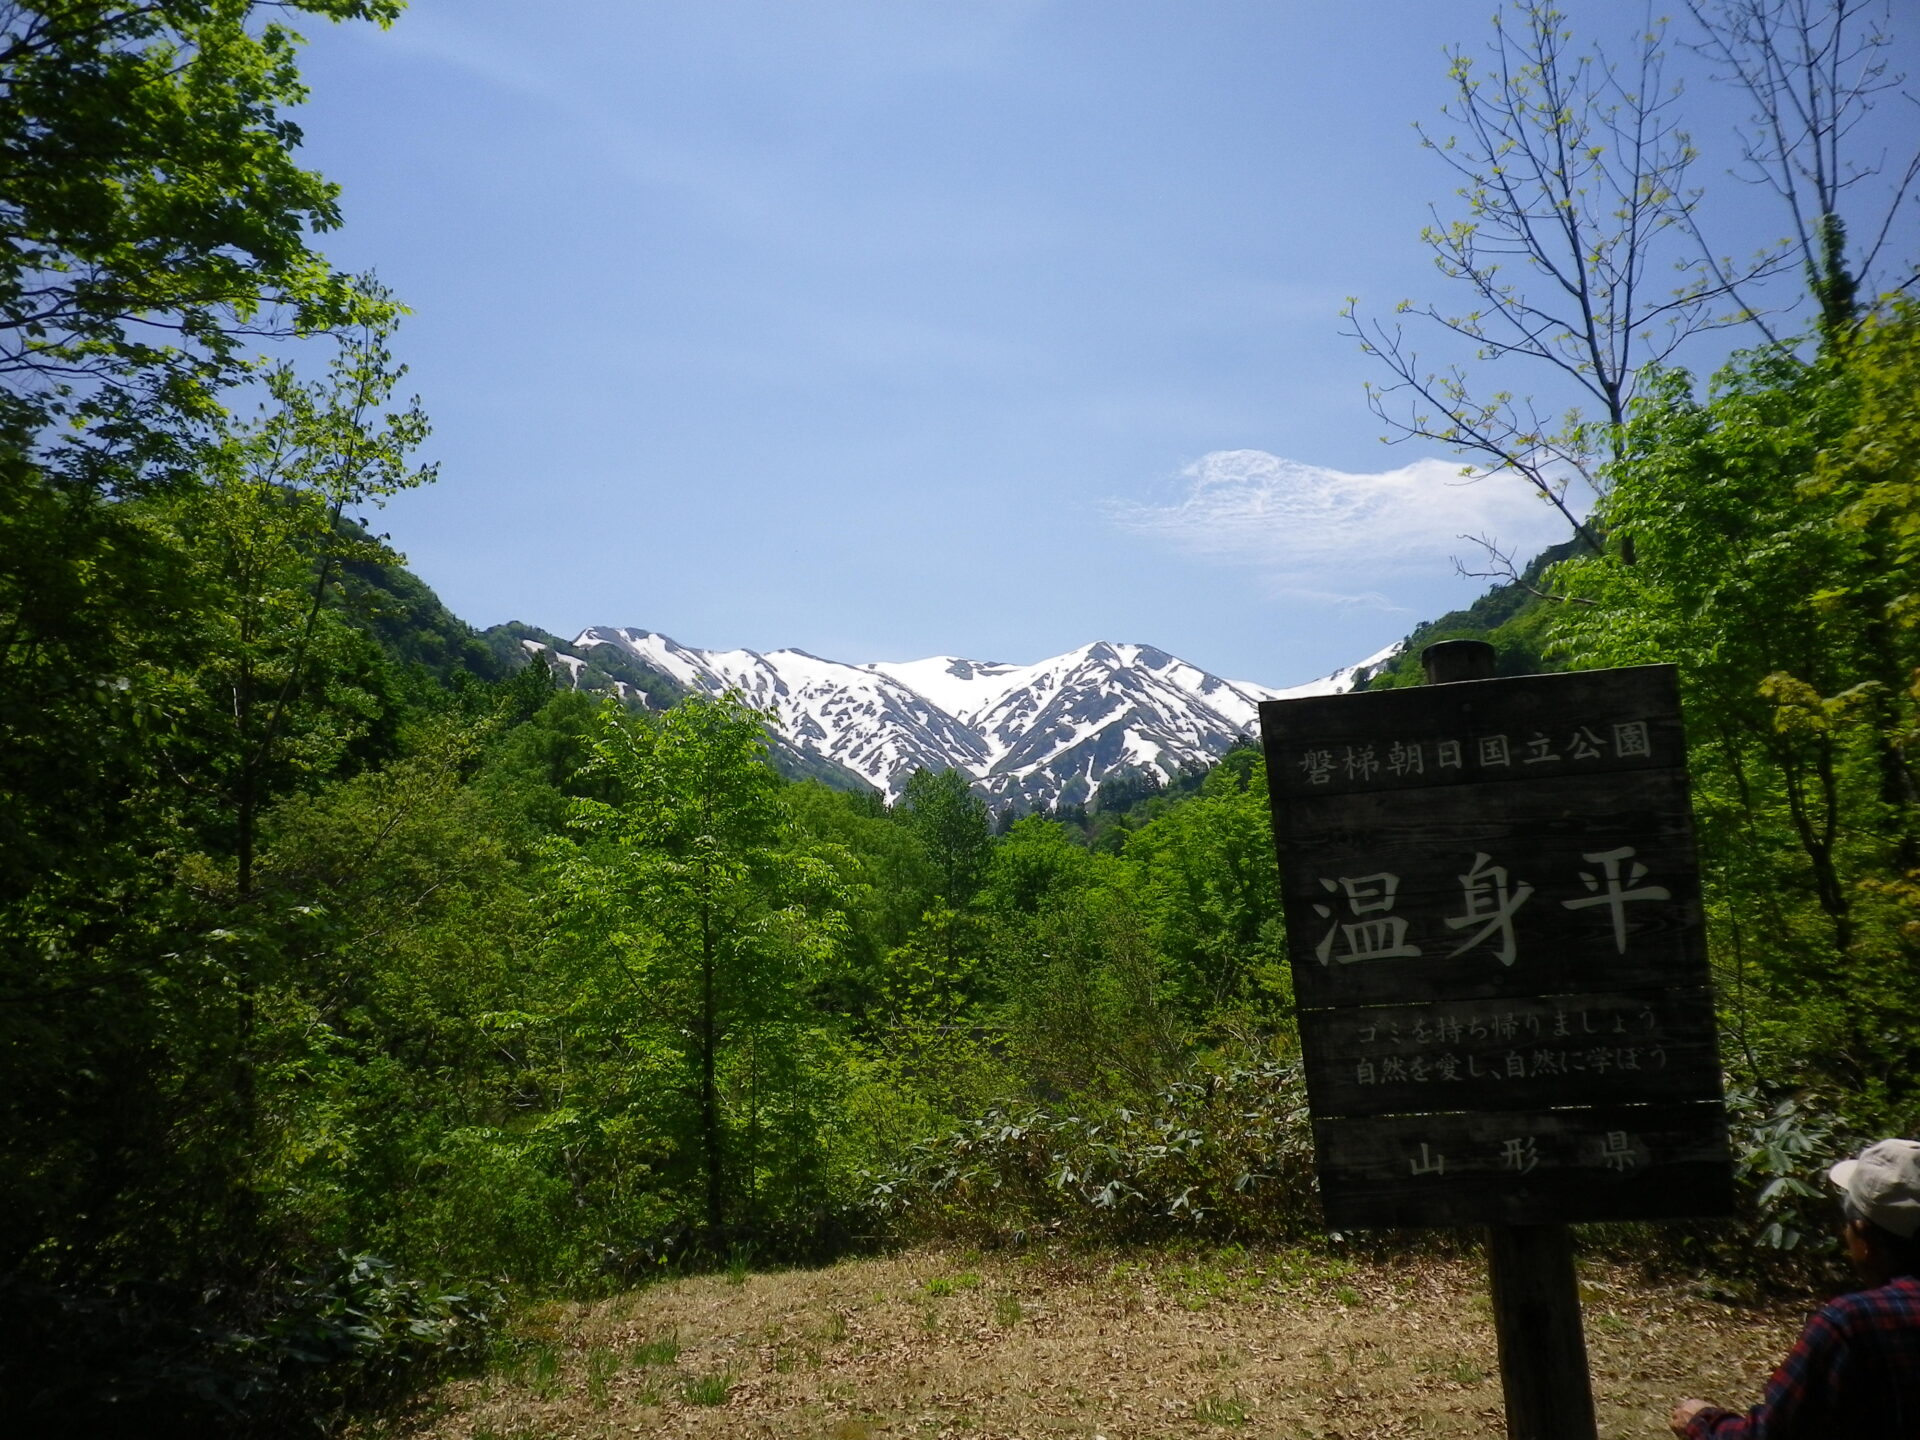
[572,626,1397,809]
[1265,641,1403,700]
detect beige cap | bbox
[1830,1139,1920,1239]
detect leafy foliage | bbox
[865,1058,1319,1247]
[253,1252,502,1409]
[0,0,403,438]
[1548,324,1920,1096]
[546,695,853,1246]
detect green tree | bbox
[978,814,1102,917]
[1122,757,1285,1023]
[166,291,434,898]
[550,696,848,1236]
[1549,326,1919,1094]
[0,0,408,911]
[898,766,992,910]
[785,780,936,1011]
[247,705,546,1275]
[0,1,401,437]
[979,822,1182,1102]
[993,887,1184,1103]
[1807,301,1920,831]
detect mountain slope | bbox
[334,552,1391,806]
[489,624,876,791]
[571,628,1395,810]
[1360,536,1586,689]
[576,628,992,784]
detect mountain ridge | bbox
[526,626,1397,812]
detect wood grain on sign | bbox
[1314,1101,1733,1227]
[1281,765,1693,851]
[1299,987,1720,1117]
[1258,663,1732,1227]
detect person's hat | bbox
[1830,1139,1920,1239]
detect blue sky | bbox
[289,1,1919,686]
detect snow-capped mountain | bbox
[557,627,1397,811]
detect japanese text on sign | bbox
[1297,721,1653,788]
[1259,665,1731,1227]
[1313,847,1671,966]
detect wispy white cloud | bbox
[1107,450,1586,606]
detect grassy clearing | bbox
[372,1246,1805,1439]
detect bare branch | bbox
[1347,3,1781,556]
[1683,0,1920,338]
[1453,533,1599,604]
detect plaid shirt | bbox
[1686,1275,1920,1437]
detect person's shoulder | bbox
[1816,1275,1920,1332]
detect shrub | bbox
[0,1251,501,1439]
[865,1058,1318,1245]
[251,1251,503,1404]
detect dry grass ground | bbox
[379,1246,1808,1440]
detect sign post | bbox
[1258,642,1732,1440]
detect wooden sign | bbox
[1258,664,1732,1228]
